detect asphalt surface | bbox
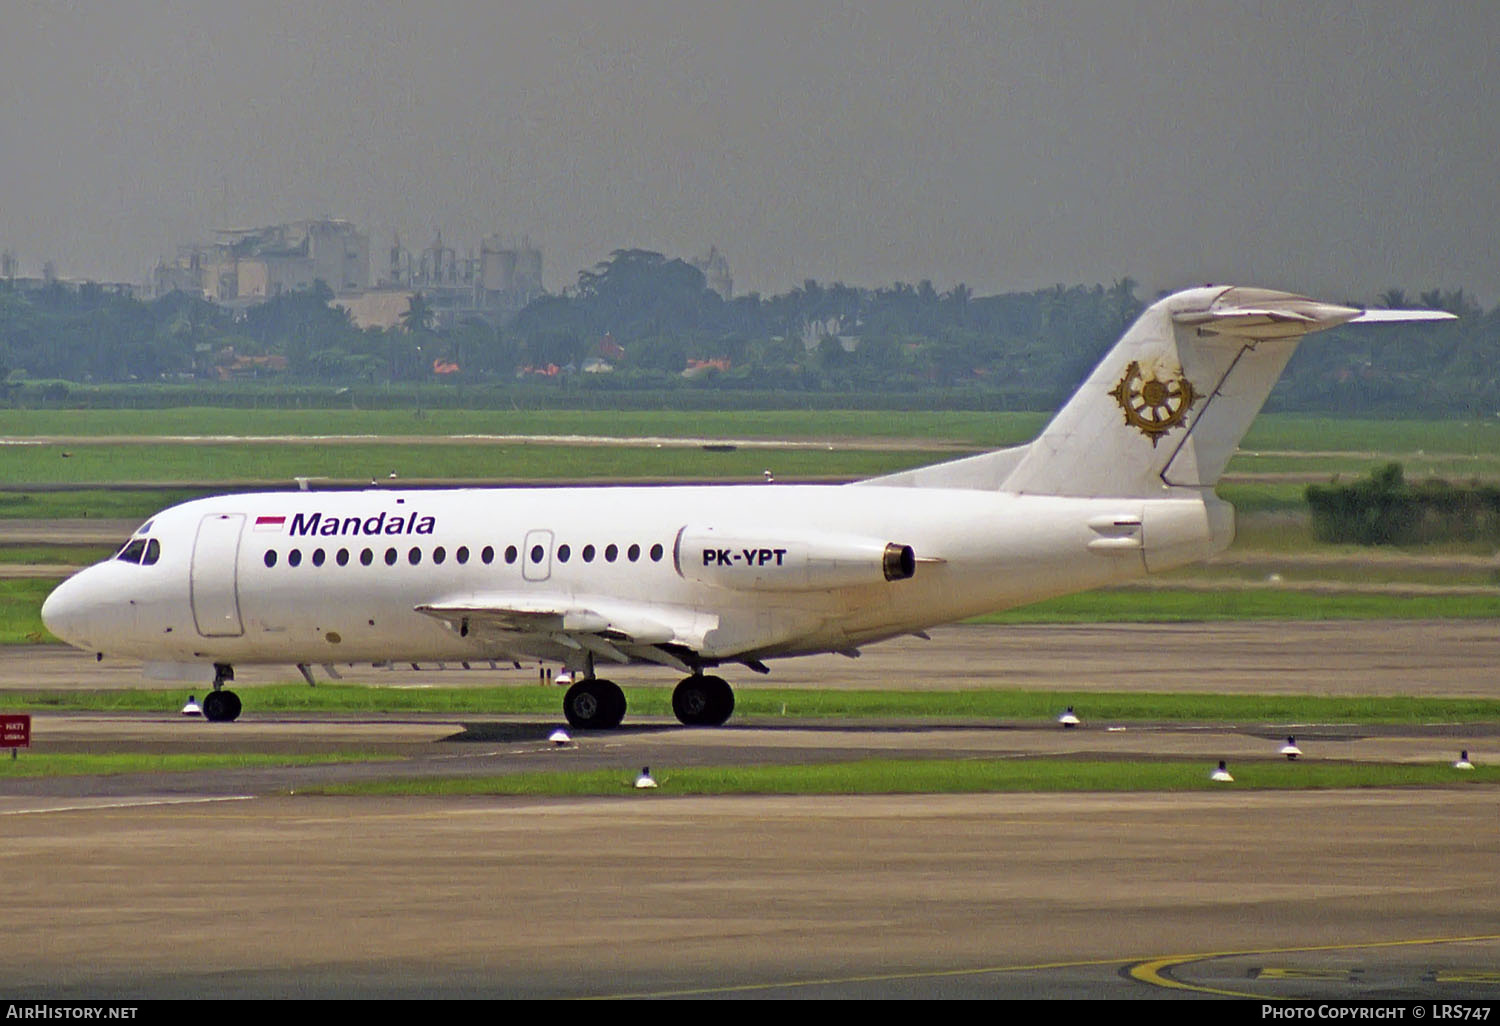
[2,624,1499,1000]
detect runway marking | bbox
[1436,971,1500,983]
[593,934,1500,999]
[0,795,255,816]
[591,955,1132,999]
[1129,934,1500,998]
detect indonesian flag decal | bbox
[253,515,287,532]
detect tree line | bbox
[2,251,1495,417]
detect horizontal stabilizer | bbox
[1347,308,1458,324]
[1174,293,1452,340]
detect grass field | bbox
[0,441,944,486]
[977,588,1500,622]
[2,408,1497,455]
[0,408,1046,446]
[311,758,1500,797]
[6,685,1499,722]
[0,751,395,778]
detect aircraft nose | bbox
[41,573,93,647]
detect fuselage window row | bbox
[259,541,666,569]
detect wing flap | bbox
[415,593,684,647]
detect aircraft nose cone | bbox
[41,574,90,646]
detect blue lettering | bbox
[289,512,321,536]
[285,510,437,537]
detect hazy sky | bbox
[3,1,1497,302]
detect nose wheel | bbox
[201,689,242,722]
[202,663,241,723]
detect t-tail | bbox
[867,285,1455,501]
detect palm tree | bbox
[400,292,435,334]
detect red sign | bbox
[1,714,30,748]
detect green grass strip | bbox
[314,758,1500,797]
[974,588,1500,622]
[0,751,394,778]
[6,685,1500,724]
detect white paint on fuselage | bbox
[43,482,1160,669]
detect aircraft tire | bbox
[202,690,242,723]
[563,679,626,730]
[672,674,734,727]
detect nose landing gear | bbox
[201,663,241,723]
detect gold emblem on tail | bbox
[1109,361,1198,446]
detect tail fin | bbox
[866,286,1454,498]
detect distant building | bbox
[1,246,144,298]
[377,231,544,328]
[334,288,418,331]
[154,218,369,304]
[692,246,733,300]
[152,219,545,329]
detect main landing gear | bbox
[201,663,242,723]
[671,674,735,727]
[562,677,627,730]
[558,673,737,729]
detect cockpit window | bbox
[137,520,154,535]
[115,538,162,566]
[116,539,148,564]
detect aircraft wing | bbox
[414,593,705,672]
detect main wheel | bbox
[202,689,242,723]
[562,678,626,730]
[672,674,734,727]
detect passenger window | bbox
[264,550,278,568]
[627,543,640,562]
[288,549,302,568]
[142,539,161,566]
[482,545,495,564]
[312,549,325,567]
[433,546,446,565]
[582,544,595,563]
[408,547,421,565]
[384,548,398,566]
[504,545,517,564]
[557,544,571,563]
[605,543,618,562]
[650,543,664,562]
[456,546,469,564]
[360,548,374,566]
[337,549,350,566]
[530,544,544,563]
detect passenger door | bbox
[191,513,245,637]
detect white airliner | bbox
[40,286,1453,726]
